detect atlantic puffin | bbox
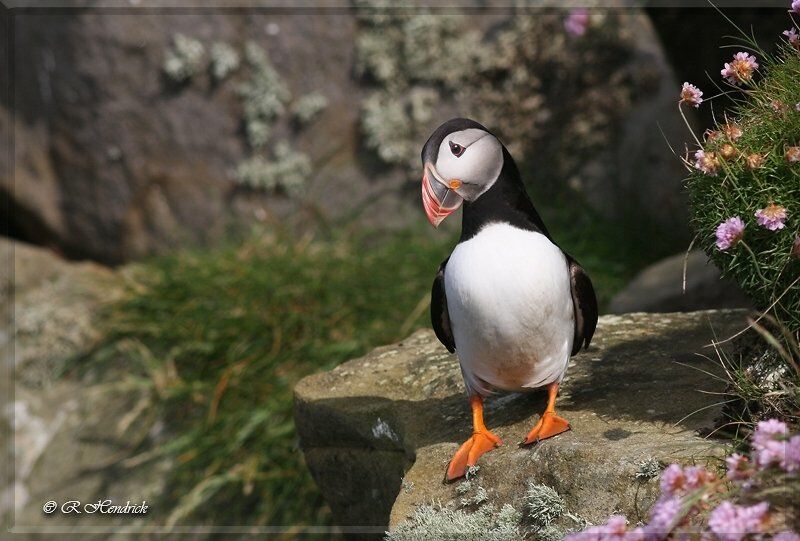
[421,118,598,481]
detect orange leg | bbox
[445,395,503,481]
[523,382,571,445]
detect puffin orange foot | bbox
[522,412,570,445]
[446,430,503,481]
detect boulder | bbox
[609,250,752,314]
[3,10,411,264]
[294,310,746,537]
[0,239,173,535]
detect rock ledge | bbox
[294,310,745,536]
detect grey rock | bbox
[0,239,173,536]
[609,250,752,314]
[294,310,746,535]
[1,237,122,388]
[4,7,692,263]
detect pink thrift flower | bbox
[694,150,720,176]
[564,8,590,37]
[754,419,788,468]
[755,203,788,231]
[721,52,759,85]
[787,146,800,163]
[792,0,800,14]
[647,497,684,536]
[783,435,800,472]
[775,532,800,541]
[726,453,750,480]
[565,515,643,540]
[683,465,714,489]
[708,501,769,541]
[785,28,800,49]
[715,217,745,250]
[659,464,686,496]
[680,82,703,107]
[755,419,789,445]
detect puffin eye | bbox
[449,141,465,157]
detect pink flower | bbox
[726,453,750,480]
[683,465,715,489]
[565,515,644,540]
[708,501,769,541]
[755,419,789,444]
[755,203,788,231]
[564,8,590,37]
[784,435,800,472]
[792,0,800,14]
[721,52,759,85]
[775,532,800,541]
[647,497,684,536]
[659,464,686,496]
[795,103,800,112]
[753,419,788,468]
[787,146,800,163]
[694,150,720,176]
[680,82,703,107]
[785,28,800,49]
[715,217,745,250]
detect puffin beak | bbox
[422,163,463,228]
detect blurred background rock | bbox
[2,2,786,536]
[3,3,745,264]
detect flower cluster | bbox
[680,82,703,107]
[755,204,789,231]
[786,28,800,50]
[566,419,800,540]
[695,149,720,176]
[714,203,790,251]
[721,52,759,85]
[715,216,746,250]
[751,419,800,472]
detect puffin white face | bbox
[421,127,504,227]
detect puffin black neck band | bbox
[460,148,550,242]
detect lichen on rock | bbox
[209,41,240,81]
[163,33,205,83]
[386,502,523,541]
[239,41,291,149]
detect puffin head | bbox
[420,118,504,227]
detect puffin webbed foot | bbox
[522,411,570,445]
[522,382,571,445]
[446,429,503,481]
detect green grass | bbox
[76,197,671,529]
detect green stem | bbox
[739,240,769,285]
[678,102,703,148]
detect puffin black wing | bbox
[431,257,455,353]
[566,254,598,356]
